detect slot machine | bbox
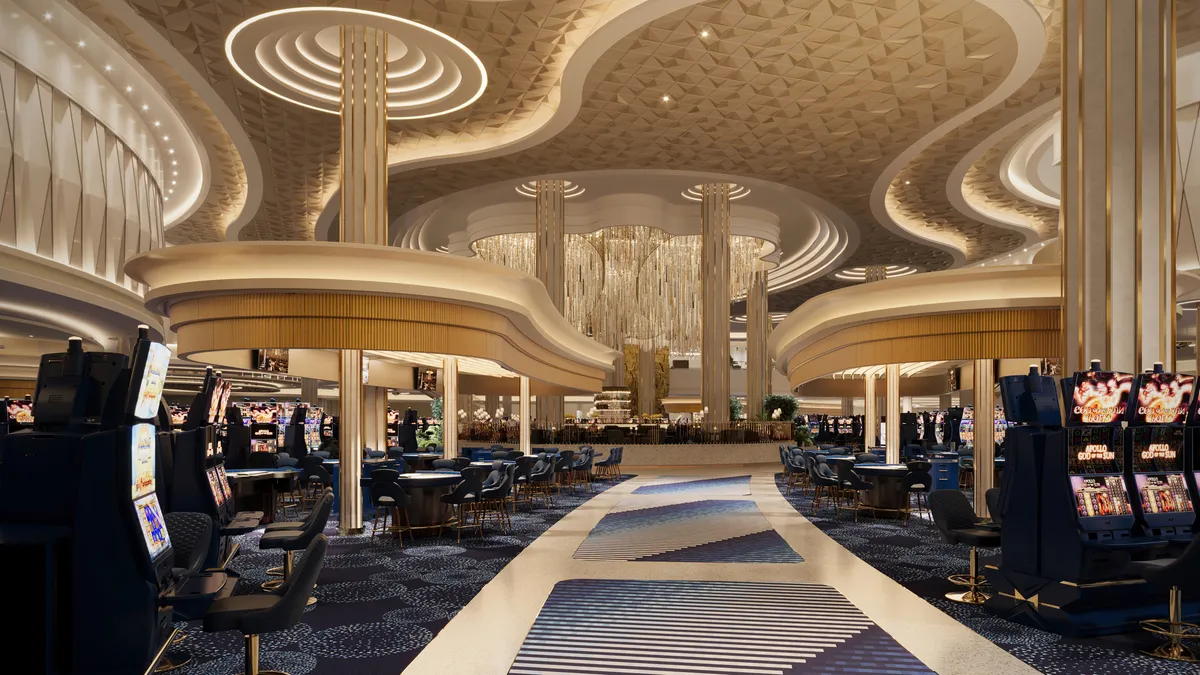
[282,403,310,461]
[1123,364,1194,544]
[0,329,184,672]
[959,406,975,446]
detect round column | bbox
[746,267,770,420]
[337,349,364,534]
[972,359,996,518]
[701,183,732,424]
[886,364,900,463]
[442,356,459,458]
[534,179,566,428]
[863,375,877,448]
[1061,0,1177,373]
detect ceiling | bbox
[67,0,1200,313]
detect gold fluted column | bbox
[484,394,500,418]
[701,183,732,423]
[519,376,531,455]
[335,25,388,534]
[534,179,566,427]
[337,349,364,533]
[442,357,459,459]
[339,25,388,246]
[637,346,655,416]
[841,398,854,416]
[886,364,900,463]
[1061,0,1177,373]
[863,376,877,448]
[746,267,770,420]
[300,378,320,405]
[973,359,996,518]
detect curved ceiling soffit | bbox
[870,0,1051,266]
[81,0,261,243]
[393,169,860,294]
[951,100,1059,246]
[313,0,710,242]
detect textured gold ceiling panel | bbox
[387,0,1019,281]
[71,0,247,244]
[961,111,1058,241]
[122,0,612,241]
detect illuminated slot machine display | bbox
[1062,368,1135,525]
[246,403,279,453]
[994,406,1008,445]
[934,411,945,445]
[276,401,296,446]
[807,416,820,437]
[959,406,975,446]
[387,408,400,446]
[1124,366,1194,541]
[6,396,34,432]
[169,404,188,429]
[304,406,323,451]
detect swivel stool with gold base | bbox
[264,489,332,579]
[929,489,1001,604]
[259,492,331,607]
[1124,537,1200,661]
[203,535,328,675]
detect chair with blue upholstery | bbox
[440,466,486,542]
[528,452,557,507]
[929,489,1001,605]
[572,447,595,492]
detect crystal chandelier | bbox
[472,225,764,353]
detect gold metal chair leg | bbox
[1142,586,1200,662]
[242,632,290,675]
[261,550,293,592]
[946,546,990,604]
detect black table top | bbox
[852,464,910,475]
[394,471,462,488]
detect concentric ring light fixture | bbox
[681,183,751,202]
[833,265,920,282]
[514,180,585,199]
[225,7,487,120]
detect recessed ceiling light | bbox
[42,11,52,20]
[661,94,670,102]
[171,160,177,166]
[141,104,149,111]
[77,40,86,48]
[172,171,178,176]
[168,148,175,154]
[171,180,176,185]
[153,121,161,127]
[700,29,709,38]
[162,135,169,141]
[904,180,911,185]
[168,189,174,194]
[104,65,112,72]
[125,85,133,93]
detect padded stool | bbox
[265,490,331,578]
[203,535,327,675]
[929,490,1001,604]
[1125,537,1200,661]
[258,493,331,606]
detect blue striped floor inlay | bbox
[632,474,751,495]
[509,579,936,675]
[574,499,803,562]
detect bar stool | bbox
[259,494,332,607]
[903,460,933,525]
[928,490,1001,604]
[1125,537,1200,661]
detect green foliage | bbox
[418,424,442,448]
[431,396,443,421]
[793,425,812,447]
[762,394,798,421]
[729,396,744,420]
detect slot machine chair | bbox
[204,534,328,675]
[157,511,215,672]
[1125,537,1200,661]
[259,493,332,608]
[929,489,1001,604]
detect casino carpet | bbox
[574,499,803,563]
[509,579,934,675]
[774,474,1200,675]
[169,476,629,675]
[631,474,751,495]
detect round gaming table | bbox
[401,452,442,471]
[851,464,911,515]
[394,471,462,531]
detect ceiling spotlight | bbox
[77,40,86,48]
[104,65,112,72]
[168,148,175,154]
[172,171,178,176]
[661,94,670,102]
[125,85,133,93]
[904,180,911,185]
[700,29,710,38]
[171,160,177,166]
[42,11,52,20]
[168,189,174,194]
[162,135,169,141]
[141,104,149,111]
[153,120,161,127]
[171,180,176,185]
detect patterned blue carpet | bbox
[575,499,803,563]
[509,579,935,674]
[169,477,629,675]
[631,474,751,495]
[774,473,1200,675]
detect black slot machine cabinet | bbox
[222,403,251,468]
[1123,364,1194,545]
[1183,379,1200,512]
[282,403,310,461]
[0,329,179,673]
[945,407,964,447]
[171,369,247,567]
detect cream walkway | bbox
[404,464,1040,675]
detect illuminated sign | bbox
[1140,443,1177,460]
[1077,444,1115,461]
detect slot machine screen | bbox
[169,405,188,427]
[206,468,226,507]
[993,406,1008,444]
[1070,475,1134,518]
[1135,474,1192,514]
[216,464,233,502]
[1067,426,1123,474]
[132,342,171,420]
[206,378,226,424]
[133,493,171,559]
[131,423,156,499]
[7,399,33,425]
[387,408,400,425]
[1066,371,1133,425]
[215,382,232,424]
[959,407,975,445]
[1131,372,1193,425]
[1130,426,1184,473]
